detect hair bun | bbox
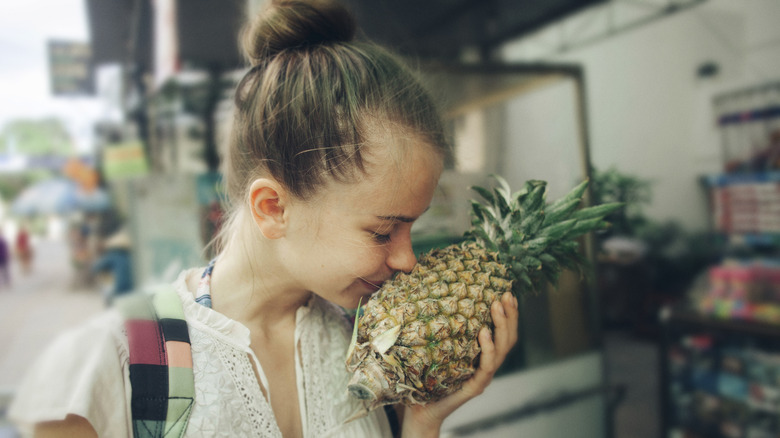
[244,0,356,64]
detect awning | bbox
[86,0,152,67]
[86,0,243,72]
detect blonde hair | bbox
[217,0,450,252]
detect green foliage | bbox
[590,166,652,237]
[590,166,723,294]
[466,175,622,294]
[0,118,75,157]
[0,170,52,203]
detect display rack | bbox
[659,307,780,437]
[703,171,780,239]
[659,81,780,438]
[713,81,780,174]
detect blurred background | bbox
[1,0,779,437]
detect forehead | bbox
[364,129,442,184]
[318,134,443,217]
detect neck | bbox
[209,211,311,331]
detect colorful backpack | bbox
[117,285,401,437]
[117,288,195,438]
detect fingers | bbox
[490,292,519,358]
[477,327,497,374]
[411,296,520,427]
[425,328,497,415]
[422,299,521,421]
[504,292,519,343]
[432,294,520,411]
[455,328,497,399]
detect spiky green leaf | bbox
[555,240,581,254]
[523,236,549,252]
[538,253,560,272]
[470,200,498,228]
[466,227,497,251]
[497,237,511,254]
[541,218,578,240]
[518,209,545,237]
[521,183,547,213]
[471,185,495,204]
[544,198,582,225]
[569,202,623,221]
[512,184,532,205]
[493,187,511,217]
[509,243,525,258]
[520,255,543,271]
[491,174,512,201]
[547,179,589,212]
[514,269,534,291]
[509,208,525,229]
[470,200,485,223]
[567,218,610,238]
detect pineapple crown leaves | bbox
[464,174,623,294]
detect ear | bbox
[248,178,288,239]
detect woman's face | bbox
[279,137,444,309]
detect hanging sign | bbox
[48,40,95,96]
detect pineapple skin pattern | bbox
[345,242,512,412]
[344,177,620,416]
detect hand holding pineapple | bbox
[346,176,622,420]
[398,291,519,437]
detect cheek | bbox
[307,237,387,278]
[340,243,388,275]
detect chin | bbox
[342,291,376,311]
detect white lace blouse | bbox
[10,268,392,437]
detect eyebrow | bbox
[377,207,430,223]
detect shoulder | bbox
[9,309,131,436]
[41,309,127,360]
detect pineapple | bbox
[345,176,621,414]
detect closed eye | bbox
[370,231,392,244]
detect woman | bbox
[10,1,518,436]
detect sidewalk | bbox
[0,237,104,436]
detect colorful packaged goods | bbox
[697,262,780,324]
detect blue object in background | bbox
[11,178,112,216]
[91,248,134,302]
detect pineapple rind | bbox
[346,242,510,410]
[345,177,623,414]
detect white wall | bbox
[442,353,606,438]
[499,79,588,199]
[501,0,780,230]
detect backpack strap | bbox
[118,287,195,438]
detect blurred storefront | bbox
[85,0,244,284]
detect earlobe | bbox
[248,179,286,239]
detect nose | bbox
[386,231,417,274]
